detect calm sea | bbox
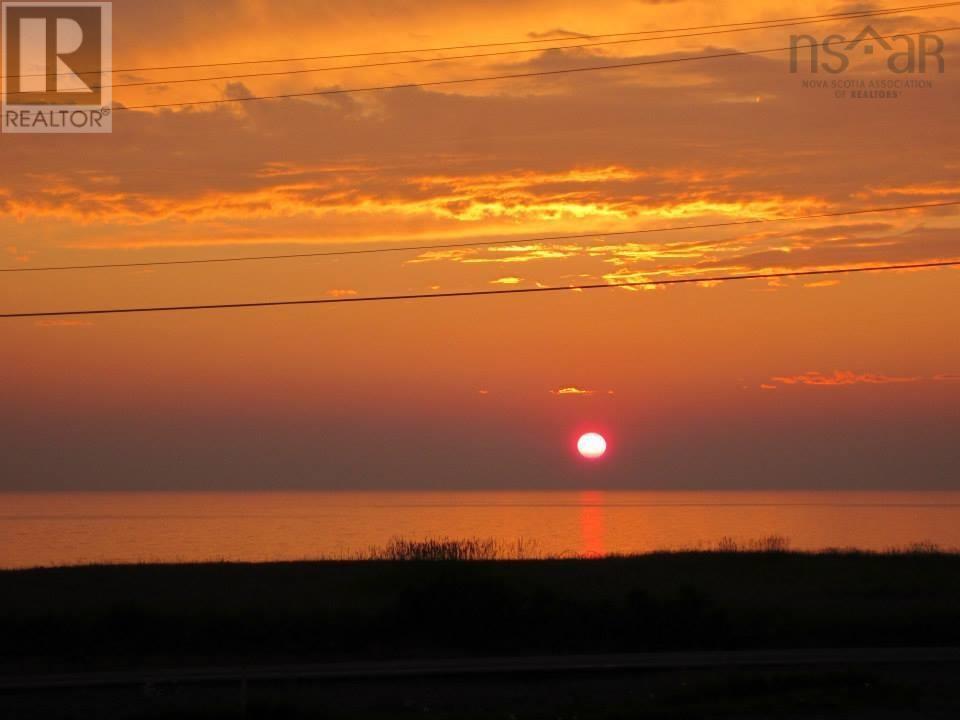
[3,491,960,568]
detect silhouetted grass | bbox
[3,537,960,676]
[367,536,541,560]
[714,534,791,553]
[359,534,953,560]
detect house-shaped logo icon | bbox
[843,25,894,56]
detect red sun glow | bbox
[577,432,607,459]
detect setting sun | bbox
[577,433,607,459]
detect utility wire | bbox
[4,200,958,274]
[8,3,954,94]
[5,1,955,80]
[113,26,960,111]
[3,261,957,319]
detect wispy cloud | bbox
[527,27,591,40]
[550,386,595,396]
[770,371,922,386]
[33,319,94,328]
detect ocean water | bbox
[2,490,960,568]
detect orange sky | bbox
[1,0,958,490]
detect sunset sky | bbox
[1,0,958,490]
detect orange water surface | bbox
[3,491,960,568]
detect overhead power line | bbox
[5,1,955,80]
[3,261,957,319]
[8,3,954,95]
[114,26,960,111]
[4,200,959,274]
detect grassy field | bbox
[3,543,960,718]
[3,542,960,675]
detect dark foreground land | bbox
[3,551,960,718]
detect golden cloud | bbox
[550,386,595,396]
[771,371,922,387]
